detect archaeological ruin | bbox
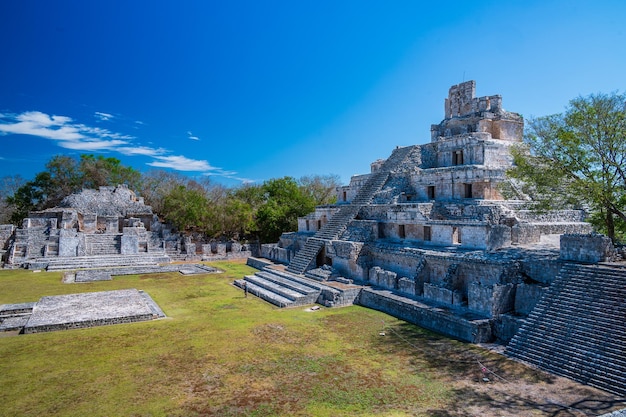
[1,81,624,398]
[0,185,230,334]
[238,81,626,397]
[0,184,252,270]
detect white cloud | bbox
[117,146,166,157]
[0,111,131,143]
[58,139,128,151]
[148,155,215,171]
[187,130,200,141]
[0,110,247,182]
[94,111,114,121]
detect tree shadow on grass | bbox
[428,387,626,417]
[373,321,626,416]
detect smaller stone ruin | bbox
[0,185,252,269]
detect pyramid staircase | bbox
[286,146,415,275]
[506,263,626,397]
[234,266,347,308]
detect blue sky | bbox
[1,0,625,187]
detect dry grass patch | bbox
[1,260,624,416]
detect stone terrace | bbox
[22,289,165,334]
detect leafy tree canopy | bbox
[508,91,626,243]
[5,154,141,224]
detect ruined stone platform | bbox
[21,289,165,334]
[63,263,219,283]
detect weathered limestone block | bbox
[124,217,144,227]
[397,277,416,297]
[514,283,546,315]
[81,213,97,233]
[511,224,540,245]
[560,233,615,263]
[120,234,139,255]
[58,229,80,257]
[215,243,226,256]
[185,243,196,255]
[368,266,398,289]
[468,282,515,317]
[230,241,242,253]
[520,256,561,285]
[0,224,15,250]
[327,241,366,280]
[328,241,360,260]
[342,220,377,242]
[261,243,291,264]
[423,283,463,306]
[202,244,212,255]
[493,314,525,343]
[486,224,512,250]
[100,216,119,233]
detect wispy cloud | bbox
[0,111,124,142]
[59,139,128,151]
[187,130,200,141]
[94,111,114,121]
[0,110,243,180]
[148,155,214,171]
[117,146,166,157]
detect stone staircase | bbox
[286,146,415,275]
[235,268,323,307]
[26,253,171,271]
[506,263,626,397]
[85,234,122,256]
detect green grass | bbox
[0,260,621,417]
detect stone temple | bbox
[239,81,626,397]
[1,184,252,270]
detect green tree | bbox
[6,154,141,225]
[44,155,82,207]
[256,177,316,243]
[0,175,25,224]
[509,91,626,243]
[6,172,54,224]
[161,185,210,232]
[79,154,141,190]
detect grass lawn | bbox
[0,260,623,417]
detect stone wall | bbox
[0,224,14,249]
[468,282,515,316]
[560,233,615,263]
[358,288,493,343]
[326,240,367,280]
[514,283,547,315]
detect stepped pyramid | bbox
[506,263,626,397]
[286,145,415,275]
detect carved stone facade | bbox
[1,185,251,268]
[262,81,593,341]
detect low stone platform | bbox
[63,263,219,283]
[21,289,165,334]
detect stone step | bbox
[255,271,320,295]
[234,279,293,308]
[506,263,626,397]
[244,274,309,302]
[286,149,412,275]
[509,349,626,396]
[513,328,626,363]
